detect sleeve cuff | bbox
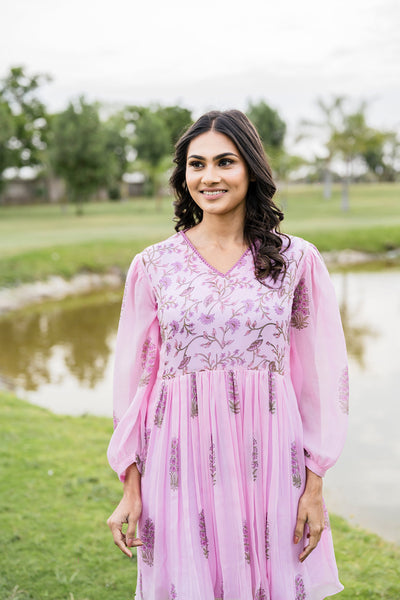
[304,455,327,478]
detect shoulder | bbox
[140,231,182,266]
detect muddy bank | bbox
[0,271,124,315]
[1,248,399,316]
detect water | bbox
[1,271,399,544]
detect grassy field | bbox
[1,391,400,600]
[0,183,399,287]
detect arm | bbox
[290,243,349,560]
[106,253,160,555]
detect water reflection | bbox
[1,292,121,392]
[337,272,377,368]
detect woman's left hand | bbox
[294,467,325,562]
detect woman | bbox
[107,110,349,599]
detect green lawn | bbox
[0,183,399,287]
[0,392,399,600]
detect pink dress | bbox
[107,230,349,600]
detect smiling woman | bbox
[106,110,349,600]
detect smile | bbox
[201,190,227,196]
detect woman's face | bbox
[185,130,250,219]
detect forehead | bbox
[187,130,240,158]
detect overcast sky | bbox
[2,0,399,149]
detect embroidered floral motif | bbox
[243,520,250,564]
[338,366,349,414]
[154,382,167,427]
[265,513,270,560]
[228,370,240,414]
[135,427,151,476]
[268,364,276,414]
[190,372,198,417]
[295,574,306,600]
[303,448,311,459]
[139,337,157,386]
[141,518,155,567]
[139,571,143,600]
[169,437,180,491]
[169,583,177,599]
[199,509,209,558]
[291,277,310,330]
[209,435,216,485]
[291,442,302,488]
[255,585,267,600]
[252,437,258,481]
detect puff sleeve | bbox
[107,253,160,481]
[289,243,349,477]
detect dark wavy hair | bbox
[169,109,290,283]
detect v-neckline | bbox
[180,230,251,278]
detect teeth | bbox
[202,190,226,196]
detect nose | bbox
[201,165,221,185]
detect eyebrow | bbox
[187,152,239,161]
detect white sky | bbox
[1,0,399,150]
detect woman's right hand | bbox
[107,494,143,558]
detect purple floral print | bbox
[291,442,302,488]
[154,382,167,427]
[169,583,177,599]
[295,574,306,600]
[141,518,155,567]
[209,435,216,485]
[265,513,270,560]
[139,337,157,387]
[228,370,240,414]
[268,365,276,414]
[255,585,267,600]
[252,436,258,481]
[243,520,251,564]
[291,277,310,330]
[169,437,180,491]
[190,372,198,417]
[338,366,349,414]
[135,427,151,476]
[199,509,209,558]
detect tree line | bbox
[0,66,398,213]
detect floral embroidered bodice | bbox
[141,230,308,380]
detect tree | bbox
[0,100,15,195]
[156,105,192,151]
[50,97,109,215]
[246,100,286,150]
[0,65,51,170]
[329,104,394,210]
[102,113,129,199]
[131,108,171,205]
[297,96,346,199]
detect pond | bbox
[1,270,399,545]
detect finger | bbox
[111,527,133,558]
[294,515,306,544]
[126,519,143,547]
[299,525,323,562]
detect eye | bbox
[188,160,203,169]
[219,158,234,167]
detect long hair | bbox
[169,109,290,283]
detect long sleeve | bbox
[289,243,349,477]
[107,252,160,481]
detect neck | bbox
[195,209,246,246]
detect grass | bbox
[0,183,399,287]
[1,391,399,599]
